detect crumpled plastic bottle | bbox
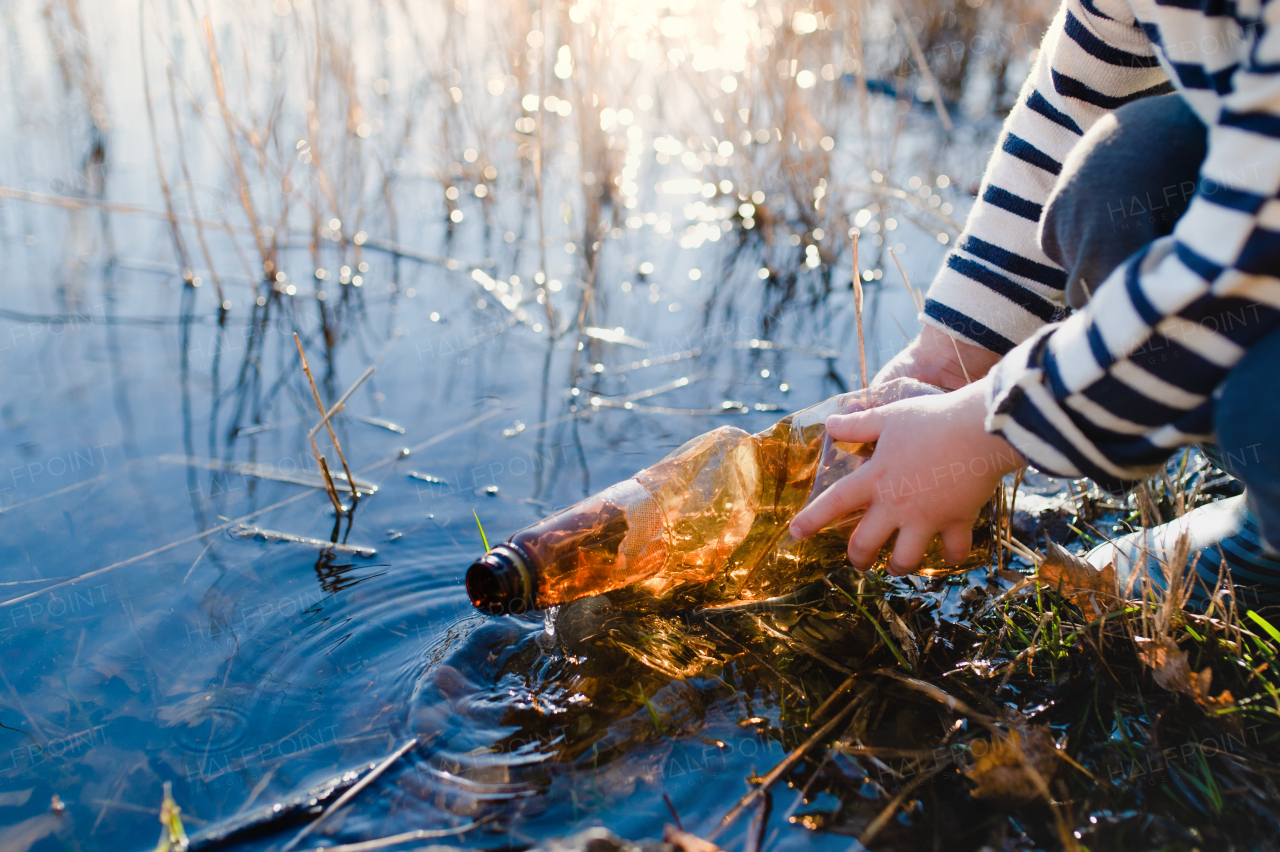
[467,378,994,614]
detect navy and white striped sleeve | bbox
[986,0,1280,488]
[922,0,1171,355]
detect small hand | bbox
[790,378,1024,574]
[872,325,1002,390]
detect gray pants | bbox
[1038,94,1280,550]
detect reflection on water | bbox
[0,0,1034,847]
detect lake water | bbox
[0,0,1017,848]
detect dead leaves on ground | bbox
[1033,539,1238,722]
[1036,540,1119,619]
[964,725,1059,806]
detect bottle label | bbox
[609,479,670,581]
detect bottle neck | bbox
[465,544,536,615]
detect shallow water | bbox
[0,240,898,850]
[0,0,1014,848]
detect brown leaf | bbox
[663,825,723,852]
[1190,667,1236,713]
[1135,637,1192,692]
[1036,540,1118,618]
[1135,638,1238,718]
[964,725,1059,806]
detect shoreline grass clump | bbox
[543,452,1280,851]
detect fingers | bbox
[887,527,932,576]
[825,409,884,444]
[871,354,910,386]
[846,509,896,570]
[791,470,872,540]
[941,525,973,566]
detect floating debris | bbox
[230,525,376,557]
[502,420,527,438]
[584,326,647,348]
[407,471,444,484]
[354,415,406,434]
[733,339,841,359]
[232,417,304,436]
[157,455,377,495]
[596,348,702,375]
[753,403,779,412]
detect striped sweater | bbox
[924,0,1280,489]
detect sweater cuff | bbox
[922,258,1058,356]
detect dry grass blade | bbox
[887,246,923,315]
[0,489,316,609]
[156,455,376,495]
[869,668,998,731]
[747,614,857,677]
[308,365,377,441]
[811,675,860,722]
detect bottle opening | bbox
[465,544,535,616]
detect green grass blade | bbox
[1248,610,1280,644]
[473,509,491,552]
[831,582,915,674]
[637,685,663,734]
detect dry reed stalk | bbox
[139,10,198,298]
[293,333,349,517]
[889,0,953,130]
[163,59,225,303]
[851,231,867,388]
[199,15,270,278]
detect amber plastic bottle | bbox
[466,378,993,614]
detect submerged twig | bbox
[299,817,494,852]
[709,693,863,839]
[858,765,946,847]
[280,737,420,852]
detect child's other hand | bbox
[789,378,1024,575]
[872,325,1002,390]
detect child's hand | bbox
[790,377,1024,575]
[872,325,1002,390]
